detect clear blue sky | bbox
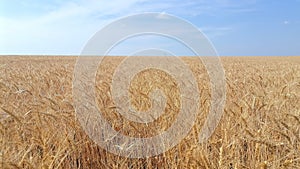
[0,0,299,56]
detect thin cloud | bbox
[156,12,170,20]
[283,20,290,25]
[0,0,257,54]
[200,26,233,38]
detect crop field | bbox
[0,56,299,168]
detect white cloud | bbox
[0,0,144,54]
[156,11,170,20]
[0,0,256,54]
[283,20,290,25]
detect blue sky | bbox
[0,0,299,56]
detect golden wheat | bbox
[0,56,299,168]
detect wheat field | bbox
[0,56,299,168]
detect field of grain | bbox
[0,56,299,168]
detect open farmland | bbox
[0,56,299,168]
